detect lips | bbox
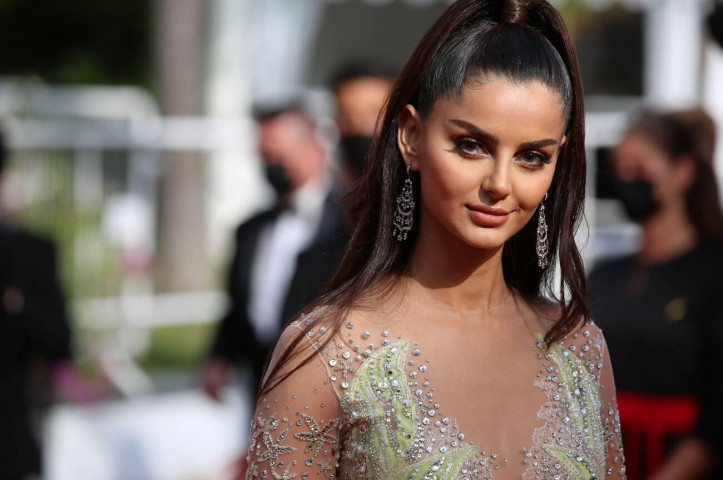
[465,204,511,228]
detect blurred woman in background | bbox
[590,108,723,480]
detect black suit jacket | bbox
[0,226,71,479]
[209,190,348,387]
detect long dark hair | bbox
[260,0,589,395]
[629,109,723,246]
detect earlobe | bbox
[397,104,422,170]
[677,155,698,192]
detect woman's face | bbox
[613,133,694,208]
[397,76,567,251]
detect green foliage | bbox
[139,324,213,372]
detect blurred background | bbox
[1,0,722,479]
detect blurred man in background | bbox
[332,61,395,185]
[0,131,74,480]
[200,103,346,401]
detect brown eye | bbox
[454,138,485,156]
[518,151,550,168]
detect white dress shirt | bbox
[247,177,330,343]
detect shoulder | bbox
[552,321,611,380]
[233,208,278,238]
[263,307,341,383]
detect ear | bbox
[397,104,423,171]
[559,134,568,149]
[675,155,698,193]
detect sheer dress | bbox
[246,311,626,480]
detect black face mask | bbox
[339,135,373,173]
[264,164,293,197]
[613,177,659,222]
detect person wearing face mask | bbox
[200,103,347,402]
[331,61,395,184]
[590,109,723,479]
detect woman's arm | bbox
[246,324,342,480]
[595,326,628,479]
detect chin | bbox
[455,228,510,251]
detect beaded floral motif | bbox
[295,415,341,457]
[246,321,626,480]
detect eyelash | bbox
[452,137,551,169]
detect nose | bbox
[481,157,511,201]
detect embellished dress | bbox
[245,313,626,480]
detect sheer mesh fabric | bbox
[246,310,626,480]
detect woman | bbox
[245,1,626,479]
[590,109,723,480]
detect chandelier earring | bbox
[392,164,415,241]
[536,193,550,269]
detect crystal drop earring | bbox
[392,165,415,241]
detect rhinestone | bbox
[410,372,418,379]
[415,389,423,396]
[319,326,327,334]
[329,359,337,366]
[412,349,421,356]
[364,349,372,356]
[442,418,450,425]
[341,381,349,389]
[391,380,399,388]
[423,418,431,425]
[342,351,350,359]
[305,458,313,467]
[419,365,427,373]
[382,331,389,337]
[440,446,447,453]
[346,322,354,329]
[458,433,465,440]
[572,371,578,378]
[362,331,370,339]
[428,409,435,416]
[330,375,337,381]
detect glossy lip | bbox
[465,204,511,228]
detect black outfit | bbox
[0,226,72,480]
[590,245,723,477]
[208,192,347,390]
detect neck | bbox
[639,200,698,263]
[405,223,510,316]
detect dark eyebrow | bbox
[449,119,561,150]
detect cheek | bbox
[513,163,556,207]
[419,152,478,204]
